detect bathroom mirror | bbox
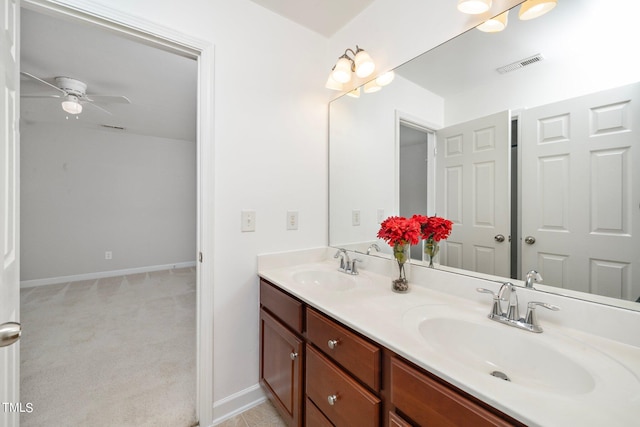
[329,0,640,310]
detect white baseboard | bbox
[20,261,197,289]
[211,384,266,426]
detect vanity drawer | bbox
[305,397,333,427]
[260,279,303,334]
[390,357,516,427]
[306,308,380,391]
[306,345,380,427]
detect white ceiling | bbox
[248,0,374,37]
[20,7,197,142]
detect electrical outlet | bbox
[105,251,112,260]
[241,210,256,232]
[287,211,299,230]
[352,209,361,226]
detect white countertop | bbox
[258,248,640,427]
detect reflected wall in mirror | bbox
[329,0,640,308]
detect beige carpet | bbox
[19,268,197,427]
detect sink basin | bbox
[406,310,597,395]
[291,270,357,291]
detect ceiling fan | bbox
[20,71,131,115]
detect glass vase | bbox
[424,239,439,268]
[392,243,410,293]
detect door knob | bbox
[524,236,536,245]
[0,322,21,347]
[494,234,505,243]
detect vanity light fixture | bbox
[518,0,557,20]
[363,80,382,94]
[375,71,395,87]
[346,87,361,98]
[61,95,83,115]
[457,0,492,15]
[477,10,508,32]
[326,45,375,88]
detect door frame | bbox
[21,0,215,424]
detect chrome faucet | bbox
[334,249,360,275]
[525,270,542,289]
[477,282,560,333]
[366,243,380,255]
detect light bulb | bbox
[375,71,395,86]
[457,0,492,15]
[325,75,343,91]
[354,50,375,78]
[332,57,353,84]
[477,10,509,32]
[519,0,557,20]
[364,81,381,94]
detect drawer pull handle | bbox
[327,339,339,349]
[327,394,338,406]
[290,351,298,360]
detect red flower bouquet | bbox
[377,216,422,292]
[416,215,453,267]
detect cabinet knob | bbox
[327,394,338,406]
[327,339,339,349]
[289,351,298,360]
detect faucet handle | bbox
[525,301,560,332]
[476,288,501,316]
[349,258,362,275]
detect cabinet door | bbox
[260,309,303,427]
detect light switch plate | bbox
[352,209,361,226]
[286,211,299,230]
[241,210,256,232]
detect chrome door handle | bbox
[0,322,21,347]
[524,236,536,245]
[494,234,505,243]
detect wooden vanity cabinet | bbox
[260,280,304,427]
[259,278,524,427]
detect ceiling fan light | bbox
[518,0,557,20]
[61,95,82,115]
[332,57,353,84]
[354,49,375,78]
[457,0,492,15]
[477,10,509,32]
[375,71,395,87]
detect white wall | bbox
[20,123,196,281]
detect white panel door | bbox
[436,111,510,276]
[521,83,639,300]
[1,0,21,426]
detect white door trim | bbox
[21,1,215,424]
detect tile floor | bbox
[217,401,286,427]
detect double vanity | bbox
[258,248,640,426]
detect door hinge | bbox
[199,252,203,263]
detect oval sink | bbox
[291,270,356,291]
[417,317,596,395]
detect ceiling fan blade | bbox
[84,101,113,115]
[20,72,66,96]
[21,94,62,99]
[84,95,131,104]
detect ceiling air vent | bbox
[100,124,125,131]
[497,53,544,74]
